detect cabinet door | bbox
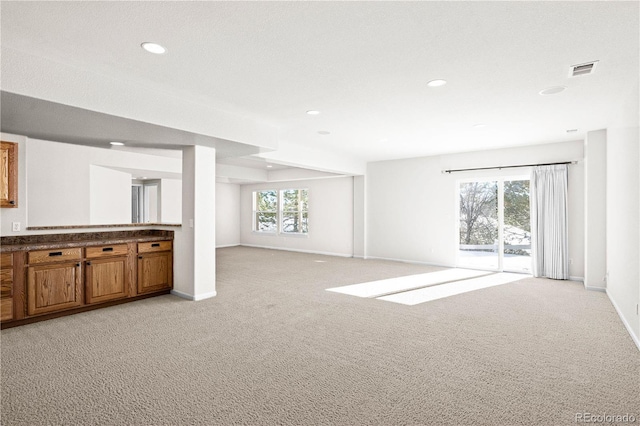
[1,253,13,321]
[85,256,129,304]
[0,141,18,208]
[137,251,172,294]
[27,262,83,316]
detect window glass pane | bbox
[282,212,306,233]
[256,190,277,212]
[281,189,300,211]
[256,212,277,232]
[301,212,308,233]
[300,189,308,211]
[458,181,499,270]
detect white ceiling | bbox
[1,1,638,164]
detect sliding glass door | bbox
[458,178,531,273]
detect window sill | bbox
[251,231,309,238]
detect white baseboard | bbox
[240,244,352,258]
[584,285,606,292]
[570,276,585,282]
[606,289,640,351]
[216,244,240,249]
[171,289,217,301]
[364,255,456,269]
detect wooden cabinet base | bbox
[0,289,170,329]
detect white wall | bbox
[240,177,354,256]
[216,182,240,247]
[89,165,131,224]
[353,176,366,258]
[366,141,585,278]
[583,130,607,290]
[160,179,182,223]
[25,138,181,227]
[606,126,640,346]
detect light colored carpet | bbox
[1,246,638,425]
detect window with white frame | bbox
[254,190,278,232]
[281,188,308,234]
[253,189,308,234]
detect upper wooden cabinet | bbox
[0,141,18,208]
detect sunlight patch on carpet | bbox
[378,272,529,305]
[326,268,491,298]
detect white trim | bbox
[584,285,606,293]
[364,255,457,269]
[216,244,240,249]
[570,276,585,282]
[171,289,217,301]
[240,244,351,258]
[352,255,365,259]
[606,289,640,351]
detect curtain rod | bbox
[442,161,577,174]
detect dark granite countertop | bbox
[0,230,174,252]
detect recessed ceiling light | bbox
[566,129,578,133]
[427,79,447,87]
[110,141,125,146]
[539,86,567,95]
[473,124,487,129]
[141,42,166,55]
[266,165,273,168]
[306,110,320,115]
[317,130,331,135]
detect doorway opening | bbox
[457,177,531,273]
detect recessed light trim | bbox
[141,42,167,55]
[266,165,273,168]
[539,86,567,95]
[110,141,125,146]
[306,110,320,115]
[427,79,447,87]
[566,129,578,133]
[317,130,331,135]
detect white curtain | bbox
[530,165,569,279]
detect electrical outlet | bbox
[12,222,20,232]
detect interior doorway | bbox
[457,177,531,273]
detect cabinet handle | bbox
[9,200,15,205]
[151,243,160,247]
[49,252,63,257]
[138,256,143,259]
[86,261,92,266]
[76,263,80,267]
[102,247,113,252]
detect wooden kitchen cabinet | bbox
[1,253,14,321]
[27,260,83,316]
[137,241,172,294]
[1,231,174,328]
[0,141,18,208]
[85,244,130,304]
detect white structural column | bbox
[172,145,217,301]
[353,175,366,258]
[584,129,607,290]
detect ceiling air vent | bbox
[569,61,599,77]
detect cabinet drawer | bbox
[86,244,128,259]
[28,248,82,265]
[138,241,172,253]
[1,298,13,321]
